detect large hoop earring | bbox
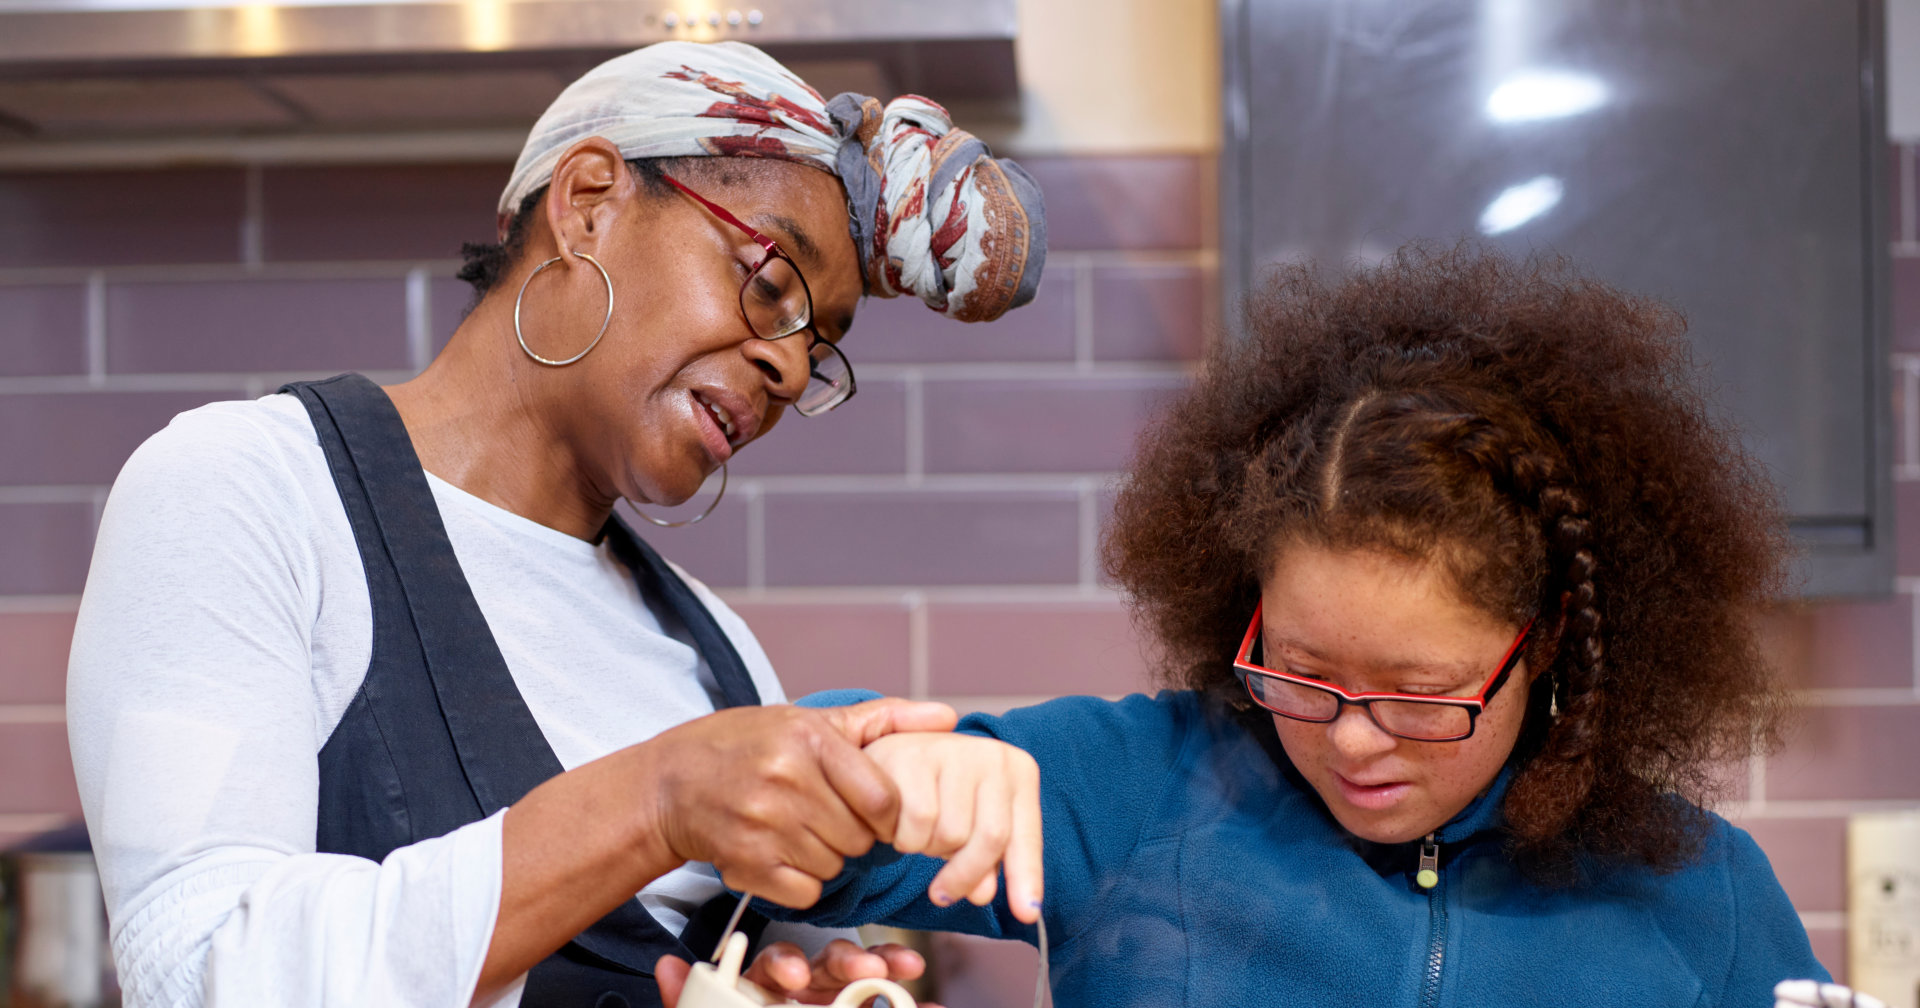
[515,251,613,366]
[634,463,728,527]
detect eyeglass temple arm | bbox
[1483,617,1536,699]
[658,173,779,255]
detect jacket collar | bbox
[1241,703,1517,873]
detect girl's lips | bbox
[1333,773,1411,811]
[689,391,735,464]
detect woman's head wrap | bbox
[500,40,1045,323]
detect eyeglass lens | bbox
[738,255,853,416]
[1244,675,1473,742]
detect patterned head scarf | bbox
[501,40,1045,323]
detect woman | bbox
[779,245,1830,1005]
[65,40,1045,1008]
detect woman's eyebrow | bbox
[756,213,821,264]
[752,212,855,339]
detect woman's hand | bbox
[478,697,956,999]
[863,732,1044,923]
[654,940,941,1007]
[647,699,961,910]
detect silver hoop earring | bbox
[515,251,613,366]
[634,463,728,527]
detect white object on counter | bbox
[1850,809,1920,1008]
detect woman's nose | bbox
[744,333,813,403]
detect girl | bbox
[772,245,1828,1007]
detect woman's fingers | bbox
[806,938,891,986]
[650,703,947,905]
[653,955,692,1008]
[740,940,816,994]
[822,698,959,746]
[859,942,927,982]
[718,861,825,911]
[814,725,905,848]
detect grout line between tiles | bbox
[1074,258,1095,370]
[1077,477,1099,587]
[1904,144,1917,246]
[0,705,65,724]
[904,369,925,484]
[0,486,100,504]
[1723,798,1920,818]
[863,361,1194,382]
[716,585,1127,605]
[1793,688,1920,706]
[1798,912,1845,932]
[0,813,71,835]
[1902,357,1920,471]
[0,374,253,395]
[241,163,265,269]
[0,596,81,613]
[0,260,463,286]
[406,267,432,373]
[746,482,766,592]
[908,590,929,700]
[85,272,106,386]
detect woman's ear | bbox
[541,136,636,260]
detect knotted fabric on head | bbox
[500,40,1045,323]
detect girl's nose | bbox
[1327,703,1398,759]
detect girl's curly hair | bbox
[1103,243,1791,881]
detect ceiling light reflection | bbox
[1478,176,1564,235]
[1486,71,1608,123]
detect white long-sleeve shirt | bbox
[67,393,839,1008]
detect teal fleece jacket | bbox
[779,689,1827,1007]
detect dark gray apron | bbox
[285,373,766,1008]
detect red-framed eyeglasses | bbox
[1232,601,1534,742]
[659,172,856,417]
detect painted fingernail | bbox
[1028,899,1044,909]
[930,890,951,906]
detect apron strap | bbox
[288,373,773,982]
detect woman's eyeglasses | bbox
[1232,601,1534,742]
[659,172,856,417]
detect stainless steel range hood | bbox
[0,0,1020,167]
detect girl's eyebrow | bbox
[1269,635,1479,680]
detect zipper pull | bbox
[1415,833,1440,890]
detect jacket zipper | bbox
[1416,832,1447,1008]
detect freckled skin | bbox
[1260,543,1535,844]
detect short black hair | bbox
[455,156,737,299]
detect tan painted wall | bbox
[973,0,1221,155]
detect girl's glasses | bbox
[660,172,856,417]
[1232,601,1534,742]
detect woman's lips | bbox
[1333,773,1411,811]
[689,391,735,464]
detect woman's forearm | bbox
[476,744,678,1000]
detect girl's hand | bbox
[1774,980,1888,1008]
[862,732,1044,923]
[654,940,941,1007]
